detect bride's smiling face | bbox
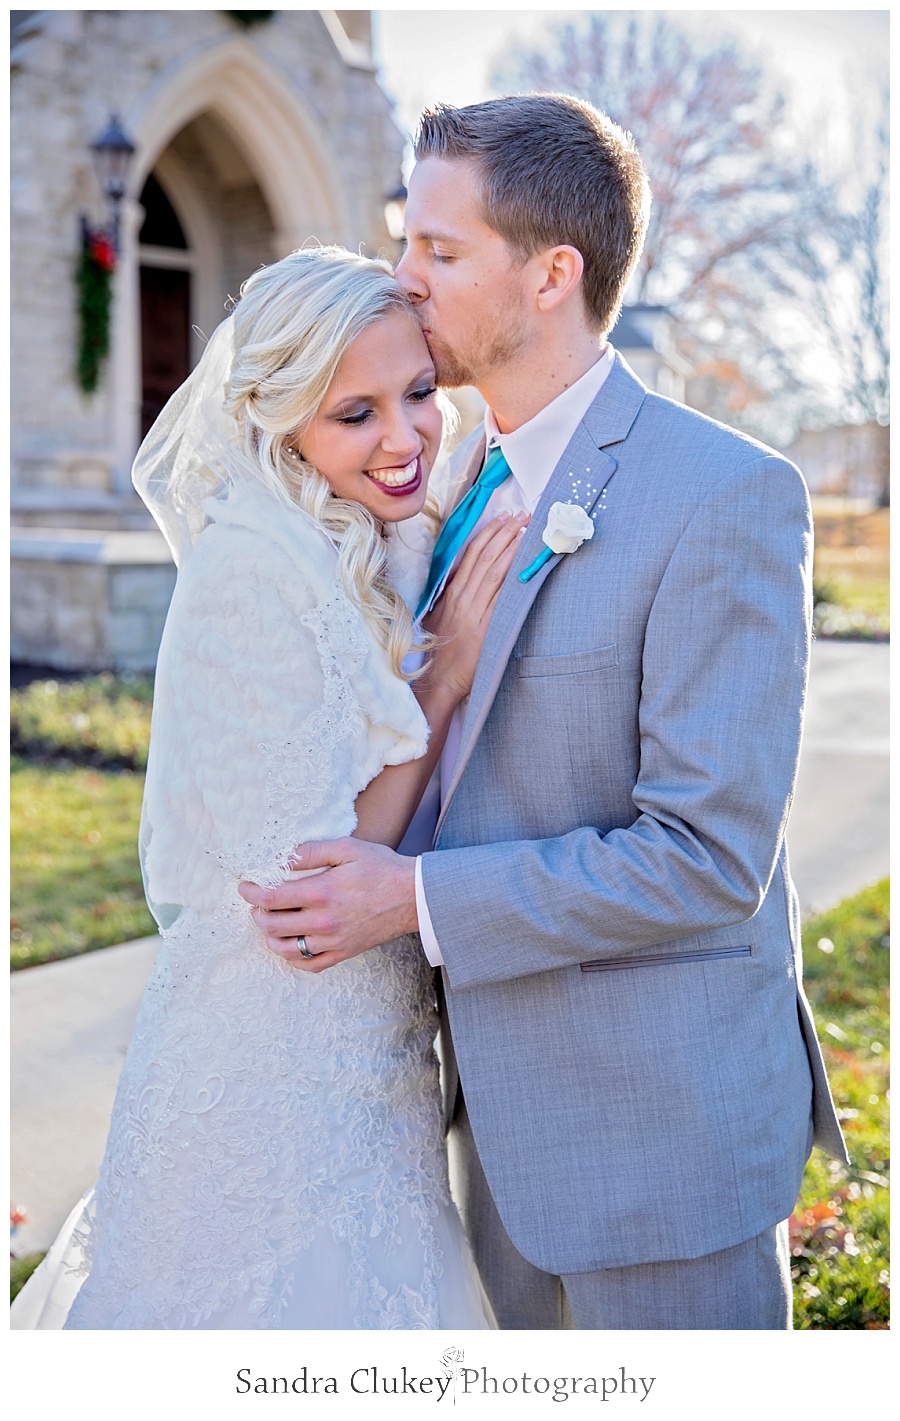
[297,309,442,522]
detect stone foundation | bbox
[11,489,157,530]
[10,529,176,672]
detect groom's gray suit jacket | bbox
[423,353,846,1276]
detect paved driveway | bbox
[10,640,890,1254]
[786,640,889,914]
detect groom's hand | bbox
[238,840,418,972]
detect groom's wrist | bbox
[369,848,420,943]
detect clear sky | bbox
[373,7,889,175]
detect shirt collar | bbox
[483,344,614,508]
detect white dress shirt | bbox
[411,346,615,966]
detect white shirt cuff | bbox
[415,855,445,967]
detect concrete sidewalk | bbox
[11,936,160,1254]
[786,640,889,914]
[9,640,890,1255]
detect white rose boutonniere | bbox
[519,501,595,583]
[542,501,596,553]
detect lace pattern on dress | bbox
[65,913,451,1329]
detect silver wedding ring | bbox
[296,935,314,959]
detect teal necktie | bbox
[416,445,513,619]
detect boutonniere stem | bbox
[518,546,554,583]
[519,501,595,583]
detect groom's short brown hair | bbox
[414,93,651,336]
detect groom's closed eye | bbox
[411,231,461,264]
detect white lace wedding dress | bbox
[12,481,491,1330]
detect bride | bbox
[12,246,526,1330]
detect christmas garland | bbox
[76,230,116,394]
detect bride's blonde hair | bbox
[224,246,447,677]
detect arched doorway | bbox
[111,38,351,487]
[135,112,278,440]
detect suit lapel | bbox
[435,354,647,839]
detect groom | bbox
[241,94,846,1328]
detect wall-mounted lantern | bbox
[383,183,407,242]
[89,113,137,255]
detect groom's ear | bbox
[534,246,585,315]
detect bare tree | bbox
[491,12,882,446]
[795,102,889,422]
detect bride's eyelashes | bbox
[334,386,437,428]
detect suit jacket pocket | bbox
[515,643,618,679]
[580,945,752,972]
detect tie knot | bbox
[478,445,512,491]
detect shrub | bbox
[10,673,153,769]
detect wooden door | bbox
[140,267,191,439]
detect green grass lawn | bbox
[10,1253,44,1303]
[10,674,157,968]
[10,757,156,968]
[792,879,890,1328]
